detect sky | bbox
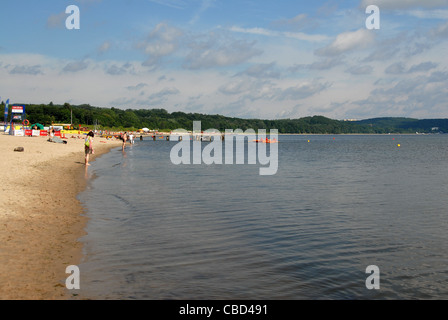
[1,0,447,120]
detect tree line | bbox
[0,102,446,134]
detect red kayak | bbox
[252,139,278,143]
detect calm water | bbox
[77,135,448,300]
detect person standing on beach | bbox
[122,132,127,151]
[85,131,95,166]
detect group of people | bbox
[84,131,141,166]
[121,132,135,151]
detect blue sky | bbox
[1,0,448,120]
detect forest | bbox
[1,102,447,134]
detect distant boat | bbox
[252,138,278,144]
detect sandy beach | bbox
[0,133,122,300]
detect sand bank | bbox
[0,133,122,300]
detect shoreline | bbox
[0,134,121,300]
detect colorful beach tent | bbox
[30,123,44,130]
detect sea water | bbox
[77,135,448,299]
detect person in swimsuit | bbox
[122,132,127,151]
[85,131,95,166]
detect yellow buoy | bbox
[397,144,401,147]
[308,140,310,143]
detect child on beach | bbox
[85,131,95,166]
[48,127,55,142]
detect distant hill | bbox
[354,117,448,133]
[1,102,447,134]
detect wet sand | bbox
[0,134,121,300]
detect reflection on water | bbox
[77,135,448,299]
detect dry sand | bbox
[0,133,122,300]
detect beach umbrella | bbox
[142,128,150,132]
[30,123,44,130]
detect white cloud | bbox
[346,65,373,75]
[219,79,251,95]
[149,87,180,100]
[126,83,148,91]
[9,65,44,75]
[46,12,66,29]
[384,61,439,74]
[355,70,448,118]
[98,41,112,54]
[408,62,438,73]
[276,13,308,26]
[183,37,262,69]
[229,26,329,42]
[279,81,332,101]
[309,57,344,70]
[289,57,344,72]
[137,23,183,67]
[63,61,89,73]
[385,62,407,74]
[407,9,448,19]
[315,29,375,56]
[430,20,448,38]
[362,34,404,62]
[218,78,275,98]
[106,64,128,75]
[236,62,281,79]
